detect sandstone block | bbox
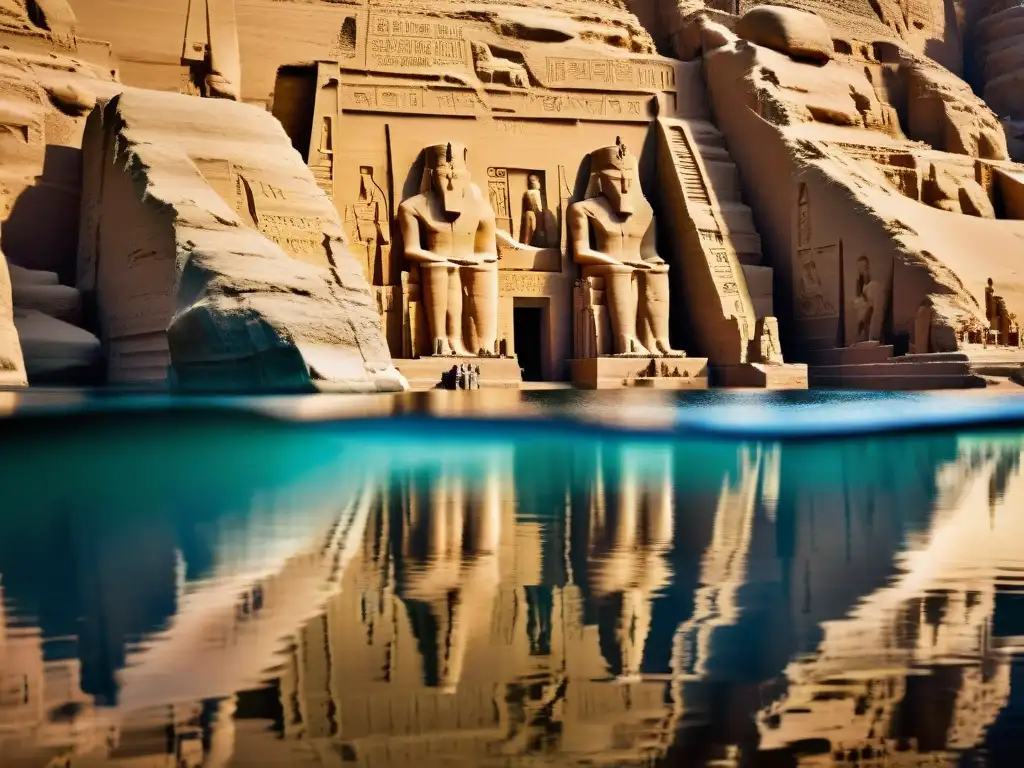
[13,308,100,382]
[736,6,833,63]
[0,253,26,386]
[82,88,406,393]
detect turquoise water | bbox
[2,390,1024,765]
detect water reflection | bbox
[1,417,1024,765]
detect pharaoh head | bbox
[587,137,639,215]
[423,142,471,215]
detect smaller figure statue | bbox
[913,297,933,354]
[798,257,832,317]
[852,255,885,343]
[754,316,784,364]
[519,174,549,248]
[568,137,682,357]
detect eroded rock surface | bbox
[0,2,117,384]
[696,7,1024,359]
[81,87,406,392]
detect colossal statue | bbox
[569,138,681,357]
[398,143,499,357]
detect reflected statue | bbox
[395,452,504,691]
[585,445,674,680]
[569,138,681,357]
[398,142,499,356]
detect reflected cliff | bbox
[1,416,1024,765]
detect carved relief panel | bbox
[487,167,556,247]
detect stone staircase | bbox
[685,121,774,319]
[805,345,986,389]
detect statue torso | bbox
[405,187,485,262]
[576,196,651,262]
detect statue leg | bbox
[463,264,498,355]
[596,265,648,355]
[641,268,681,356]
[446,266,471,356]
[421,263,452,355]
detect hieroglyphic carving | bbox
[235,173,329,260]
[797,184,810,248]
[499,270,560,295]
[543,58,675,91]
[339,83,652,121]
[795,245,839,319]
[367,14,469,70]
[487,168,512,234]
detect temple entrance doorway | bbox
[513,301,548,381]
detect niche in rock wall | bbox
[486,167,556,248]
[331,16,358,59]
[272,65,318,163]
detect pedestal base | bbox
[571,356,709,390]
[396,356,523,391]
[715,363,809,389]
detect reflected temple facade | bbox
[1,428,1024,765]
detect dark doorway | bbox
[514,307,544,381]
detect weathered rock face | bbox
[70,0,657,108]
[0,254,26,385]
[695,8,1024,357]
[0,2,118,384]
[80,88,407,392]
[972,2,1024,160]
[735,5,834,63]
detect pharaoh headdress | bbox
[420,141,470,193]
[585,136,637,199]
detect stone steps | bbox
[801,344,895,366]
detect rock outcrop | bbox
[692,7,1024,359]
[0,254,26,386]
[0,2,117,384]
[80,87,406,393]
[972,2,1024,161]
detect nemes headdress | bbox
[421,142,469,192]
[586,136,637,198]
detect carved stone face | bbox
[598,167,636,216]
[432,164,470,216]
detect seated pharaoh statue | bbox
[569,138,682,357]
[398,143,499,357]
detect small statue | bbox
[568,137,682,357]
[398,142,499,357]
[913,297,933,354]
[519,174,549,247]
[852,255,885,343]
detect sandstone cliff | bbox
[0,3,119,384]
[687,7,1024,355]
[81,88,407,392]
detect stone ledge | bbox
[571,356,709,390]
[715,363,808,389]
[396,357,523,391]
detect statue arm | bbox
[569,203,620,267]
[398,201,446,264]
[640,216,666,266]
[474,205,498,263]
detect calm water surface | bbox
[2,390,1024,766]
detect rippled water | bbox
[3,390,1024,766]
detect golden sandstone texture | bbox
[0,0,1021,391]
